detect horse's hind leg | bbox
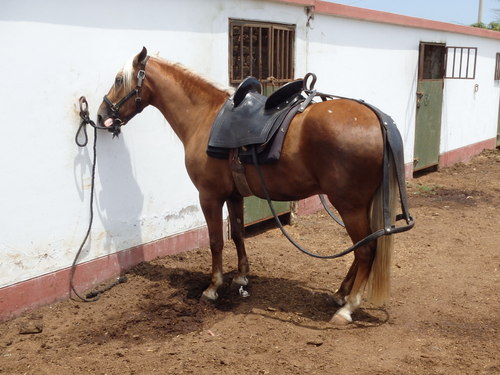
[332,259,358,306]
[330,208,376,324]
[226,195,249,287]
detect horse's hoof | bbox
[200,290,218,302]
[331,311,352,325]
[231,275,249,287]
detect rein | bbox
[251,147,388,259]
[248,78,414,259]
[319,194,345,227]
[250,144,412,259]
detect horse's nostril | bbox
[97,114,103,124]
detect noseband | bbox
[103,55,150,137]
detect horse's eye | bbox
[115,76,123,86]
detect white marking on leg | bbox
[202,289,219,300]
[333,291,363,323]
[238,286,250,297]
[335,306,353,322]
[202,271,223,300]
[232,275,248,286]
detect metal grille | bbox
[230,20,295,85]
[444,47,477,79]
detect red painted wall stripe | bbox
[439,138,496,168]
[0,226,212,322]
[273,0,500,40]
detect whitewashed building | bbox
[1,0,499,321]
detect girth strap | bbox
[229,149,254,197]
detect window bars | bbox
[230,20,295,85]
[444,47,478,79]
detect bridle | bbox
[102,55,150,137]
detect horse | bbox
[96,47,403,324]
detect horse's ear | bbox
[134,47,148,66]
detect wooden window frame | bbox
[229,19,295,85]
[418,42,446,81]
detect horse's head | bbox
[97,47,150,136]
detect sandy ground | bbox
[1,149,499,375]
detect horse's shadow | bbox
[128,261,389,338]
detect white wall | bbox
[305,14,420,163]
[305,14,500,164]
[0,0,498,290]
[441,34,500,152]
[0,0,310,289]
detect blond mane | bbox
[120,54,234,96]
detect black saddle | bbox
[207,77,305,163]
[233,77,262,107]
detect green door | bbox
[414,43,445,171]
[244,196,290,225]
[243,83,291,226]
[414,80,444,170]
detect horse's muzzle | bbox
[97,114,123,137]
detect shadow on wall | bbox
[97,133,144,263]
[73,129,144,275]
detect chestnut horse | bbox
[97,47,403,324]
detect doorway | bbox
[414,42,446,172]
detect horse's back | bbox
[246,99,384,201]
[301,99,382,155]
[285,99,383,174]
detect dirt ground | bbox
[1,149,499,375]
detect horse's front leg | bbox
[199,195,225,301]
[226,195,249,287]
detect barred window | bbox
[444,47,477,79]
[229,19,295,85]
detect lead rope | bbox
[71,97,127,302]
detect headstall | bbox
[102,55,150,137]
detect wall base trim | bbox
[438,138,496,169]
[0,225,212,322]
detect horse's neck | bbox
[149,60,228,146]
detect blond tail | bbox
[365,155,397,305]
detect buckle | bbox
[137,70,146,87]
